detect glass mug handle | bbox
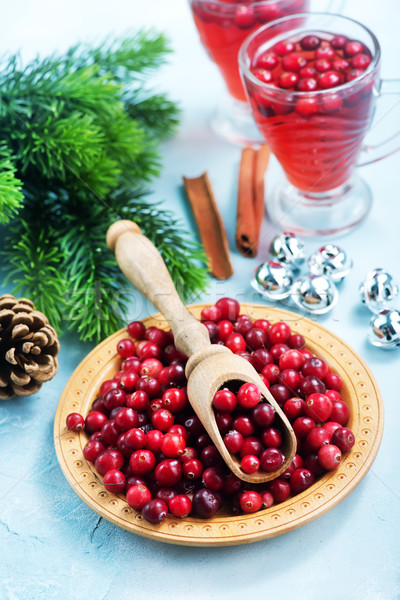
[358,79,400,167]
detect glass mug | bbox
[188,0,310,145]
[239,12,400,236]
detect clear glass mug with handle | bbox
[239,12,400,236]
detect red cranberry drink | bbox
[188,0,309,102]
[239,13,392,236]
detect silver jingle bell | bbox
[270,232,306,271]
[368,309,400,349]
[291,274,338,315]
[252,260,295,301]
[307,244,353,282]
[359,268,399,314]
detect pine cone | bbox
[0,294,60,400]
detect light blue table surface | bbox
[1,1,400,599]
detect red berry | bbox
[259,447,284,472]
[169,494,192,518]
[245,327,269,350]
[126,484,151,510]
[225,332,247,354]
[144,429,164,453]
[200,305,222,323]
[295,96,319,116]
[95,449,124,477]
[224,430,244,454]
[241,454,260,474]
[192,488,222,518]
[212,388,237,412]
[300,35,321,51]
[279,349,305,371]
[215,297,240,322]
[283,397,305,421]
[290,468,315,494]
[103,469,126,494]
[260,490,274,508]
[127,390,149,411]
[279,71,299,89]
[330,399,350,425]
[85,410,108,433]
[305,426,332,452]
[268,479,291,503]
[236,382,261,409]
[304,393,332,423]
[142,499,168,524]
[202,466,224,491]
[324,372,342,391]
[129,449,156,475]
[117,338,136,358]
[119,370,139,392]
[256,53,279,70]
[151,408,174,432]
[83,439,105,463]
[318,444,342,470]
[127,321,146,339]
[103,388,126,412]
[182,458,204,480]
[160,433,186,458]
[251,402,275,428]
[232,415,255,437]
[162,388,187,413]
[261,427,282,448]
[331,427,355,452]
[293,416,316,439]
[240,490,262,513]
[253,68,274,84]
[273,40,295,56]
[316,45,335,60]
[282,53,307,72]
[155,458,182,487]
[66,412,85,431]
[331,35,347,49]
[115,407,138,431]
[344,40,364,57]
[217,319,234,341]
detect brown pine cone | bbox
[0,294,60,400]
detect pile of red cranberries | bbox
[66,297,355,524]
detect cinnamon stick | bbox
[235,144,270,257]
[183,172,234,280]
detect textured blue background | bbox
[1,1,399,599]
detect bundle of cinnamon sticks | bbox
[235,144,270,258]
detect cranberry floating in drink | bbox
[239,13,400,235]
[188,0,310,144]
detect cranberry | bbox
[103,469,126,494]
[224,430,244,454]
[251,402,275,428]
[127,321,146,339]
[250,348,273,372]
[331,427,355,452]
[83,439,105,463]
[66,412,85,431]
[253,68,274,85]
[192,488,222,518]
[237,382,261,409]
[142,499,168,524]
[215,411,232,436]
[293,416,316,439]
[151,408,174,432]
[127,390,149,412]
[235,315,254,336]
[283,397,305,421]
[203,321,219,343]
[245,327,268,350]
[351,53,371,69]
[262,364,280,385]
[261,427,282,448]
[85,410,108,433]
[226,332,248,354]
[330,399,350,425]
[270,343,290,363]
[322,421,342,438]
[315,58,332,73]
[324,372,342,391]
[260,490,274,509]
[182,458,204,480]
[304,393,332,423]
[234,5,255,28]
[169,494,192,518]
[269,322,291,346]
[117,338,136,358]
[200,445,224,468]
[269,383,292,406]
[279,349,305,371]
[140,358,163,380]
[119,370,139,392]
[318,71,342,89]
[129,449,156,476]
[240,490,262,513]
[213,388,237,412]
[278,368,302,392]
[316,45,335,60]
[217,319,234,341]
[115,407,138,431]
[299,375,326,397]
[260,447,284,472]
[303,453,324,476]
[168,424,189,443]
[268,478,291,503]
[145,327,170,349]
[299,66,317,79]
[305,426,332,452]
[300,34,321,51]
[282,53,307,72]
[279,71,299,88]
[240,436,263,458]
[125,427,146,451]
[215,297,240,322]
[202,466,224,491]
[162,388,187,413]
[295,96,319,117]
[256,53,279,70]
[325,389,342,403]
[101,419,121,446]
[290,468,315,494]
[126,484,151,510]
[160,433,185,458]
[232,415,255,437]
[273,40,295,56]
[241,454,260,474]
[179,446,198,462]
[200,305,222,323]
[155,487,177,504]
[318,444,342,470]
[91,397,108,414]
[223,473,243,497]
[184,414,204,436]
[103,388,126,412]
[196,434,212,451]
[302,357,329,380]
[95,449,124,477]
[330,35,347,49]
[321,93,344,113]
[344,40,363,57]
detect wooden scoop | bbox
[107,220,296,484]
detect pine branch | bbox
[126,93,180,140]
[0,145,24,224]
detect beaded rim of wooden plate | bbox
[54,304,383,547]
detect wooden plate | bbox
[54,304,383,546]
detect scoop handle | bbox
[106,220,211,358]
